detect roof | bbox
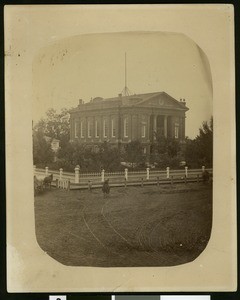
[70,91,189,113]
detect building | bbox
[69,91,189,155]
[44,136,60,162]
[44,136,60,152]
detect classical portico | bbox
[152,115,168,138]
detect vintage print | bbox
[32,32,213,267]
[5,4,235,292]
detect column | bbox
[147,114,151,141]
[164,115,168,138]
[118,106,121,142]
[182,117,186,139]
[85,116,88,140]
[153,115,157,140]
[100,115,103,141]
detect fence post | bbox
[141,178,144,187]
[146,167,150,180]
[101,169,105,182]
[59,168,63,180]
[202,166,205,173]
[171,175,174,185]
[124,168,128,181]
[88,180,92,191]
[124,178,127,188]
[67,180,70,191]
[185,166,188,178]
[166,167,170,179]
[74,165,80,184]
[45,166,48,176]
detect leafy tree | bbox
[57,141,121,172]
[124,140,144,169]
[98,142,121,171]
[195,117,213,167]
[57,140,87,170]
[33,130,54,165]
[82,142,121,172]
[33,108,71,147]
[151,134,181,168]
[153,134,180,157]
[185,117,213,168]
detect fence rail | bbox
[34,165,212,189]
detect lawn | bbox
[34,183,212,267]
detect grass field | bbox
[34,183,212,267]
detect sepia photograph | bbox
[32,32,213,267]
[5,4,236,292]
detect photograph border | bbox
[1,0,238,298]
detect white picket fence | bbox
[34,165,211,185]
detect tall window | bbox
[95,120,100,138]
[111,118,116,137]
[74,120,78,138]
[124,117,128,138]
[175,123,179,139]
[88,120,92,138]
[103,119,108,138]
[141,123,146,138]
[80,121,84,138]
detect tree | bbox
[124,140,144,169]
[33,108,71,147]
[98,142,121,171]
[151,134,181,168]
[195,117,213,167]
[57,141,121,172]
[57,140,87,171]
[33,130,54,165]
[185,117,213,168]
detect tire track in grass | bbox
[82,204,108,251]
[81,202,138,265]
[82,197,153,266]
[101,197,166,264]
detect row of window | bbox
[74,118,147,139]
[74,118,179,139]
[75,119,117,139]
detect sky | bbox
[32,31,213,138]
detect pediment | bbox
[135,92,188,110]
